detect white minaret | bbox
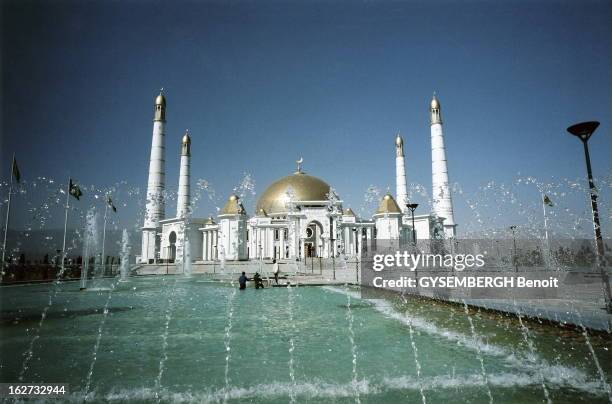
[141,90,167,263]
[395,133,408,213]
[176,130,191,218]
[430,93,456,237]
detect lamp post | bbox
[405,203,419,245]
[328,212,336,280]
[510,225,517,272]
[328,236,336,280]
[567,121,611,312]
[406,203,419,293]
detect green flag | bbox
[11,156,20,183]
[107,195,117,212]
[69,178,83,200]
[543,194,553,207]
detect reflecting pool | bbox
[1,275,610,403]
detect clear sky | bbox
[1,0,611,240]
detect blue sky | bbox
[1,0,610,239]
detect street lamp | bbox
[567,121,611,312]
[327,210,337,280]
[405,203,419,245]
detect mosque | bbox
[138,92,457,264]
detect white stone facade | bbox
[141,92,458,264]
[159,218,206,263]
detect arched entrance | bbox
[304,221,323,257]
[168,231,177,262]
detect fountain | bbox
[284,186,302,277]
[83,273,121,400]
[0,172,611,402]
[345,285,361,403]
[154,276,178,401]
[514,303,552,403]
[182,231,192,277]
[462,301,493,404]
[219,244,226,272]
[287,283,298,403]
[400,295,427,404]
[80,207,98,290]
[223,279,237,402]
[119,229,131,281]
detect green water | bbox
[1,275,610,403]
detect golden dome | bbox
[220,194,245,216]
[375,193,402,215]
[256,208,268,217]
[181,131,191,155]
[256,172,331,215]
[430,95,440,110]
[155,92,166,106]
[395,133,403,147]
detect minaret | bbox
[176,130,191,218]
[395,133,408,213]
[430,93,456,237]
[141,90,167,263]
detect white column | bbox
[211,230,215,260]
[395,134,408,212]
[215,231,218,259]
[260,228,264,258]
[264,228,268,258]
[255,228,259,258]
[344,227,349,255]
[176,133,191,218]
[208,230,217,261]
[209,231,213,261]
[203,231,206,261]
[205,232,210,261]
[430,95,456,237]
[209,231,212,261]
[144,119,166,227]
[141,92,166,262]
[204,232,207,261]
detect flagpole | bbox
[541,193,551,268]
[1,154,15,273]
[541,194,549,241]
[101,197,108,277]
[60,178,71,277]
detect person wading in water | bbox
[238,272,249,290]
[253,272,265,289]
